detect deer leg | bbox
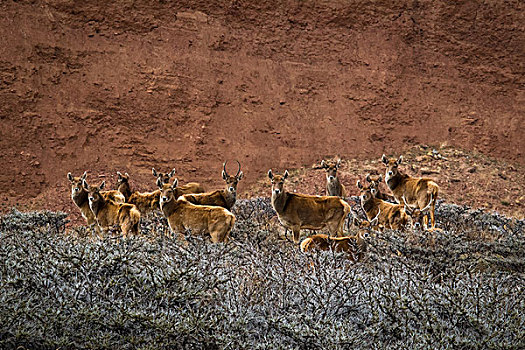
[292,226,301,244]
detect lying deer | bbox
[182,161,243,210]
[402,195,433,230]
[83,179,140,237]
[158,178,235,243]
[316,159,346,197]
[268,170,352,243]
[357,180,410,230]
[67,171,125,227]
[381,154,439,230]
[300,214,378,262]
[365,174,396,202]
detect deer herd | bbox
[67,155,440,263]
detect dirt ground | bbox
[1,1,523,223]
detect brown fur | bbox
[182,161,243,210]
[318,159,346,197]
[83,180,140,237]
[158,179,235,243]
[268,170,352,243]
[67,172,124,227]
[357,180,410,230]
[300,231,368,262]
[365,173,396,202]
[152,167,206,193]
[382,155,439,230]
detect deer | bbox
[115,169,205,216]
[181,161,243,211]
[300,212,379,262]
[381,154,440,230]
[268,169,352,243]
[83,179,140,237]
[157,178,235,243]
[152,167,205,193]
[356,180,410,230]
[365,173,396,202]
[67,171,125,227]
[314,159,346,197]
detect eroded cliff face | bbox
[1,0,523,217]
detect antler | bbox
[402,195,414,215]
[223,160,242,178]
[235,160,241,177]
[369,208,380,226]
[223,161,229,178]
[421,194,433,212]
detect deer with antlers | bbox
[83,179,140,237]
[268,170,352,243]
[157,178,235,243]
[67,171,125,228]
[181,161,243,211]
[315,159,346,197]
[357,180,410,230]
[381,155,440,230]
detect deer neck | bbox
[271,191,290,214]
[161,197,179,218]
[361,197,379,218]
[89,196,107,217]
[386,172,407,192]
[327,177,341,192]
[118,182,132,201]
[72,189,88,208]
[221,188,236,209]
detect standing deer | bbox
[268,170,352,243]
[67,171,125,227]
[158,178,235,243]
[83,180,140,237]
[317,159,346,197]
[182,161,243,210]
[381,155,440,230]
[356,180,410,230]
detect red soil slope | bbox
[0,1,523,221]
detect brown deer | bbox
[83,179,140,237]
[268,170,352,243]
[158,178,235,243]
[365,173,396,202]
[152,167,205,193]
[316,159,346,197]
[356,180,410,230]
[182,161,243,210]
[67,172,125,227]
[300,230,369,263]
[381,155,439,230]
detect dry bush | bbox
[0,201,524,349]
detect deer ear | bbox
[82,179,89,189]
[81,171,87,180]
[381,154,388,165]
[222,170,227,180]
[99,181,105,190]
[336,159,341,168]
[156,177,163,189]
[117,171,122,179]
[356,180,363,189]
[378,174,383,182]
[397,155,403,165]
[67,172,73,181]
[172,178,178,189]
[152,168,157,177]
[238,171,244,180]
[168,168,176,178]
[283,170,289,179]
[321,160,326,168]
[365,174,371,183]
[268,170,273,180]
[125,173,129,178]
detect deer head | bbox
[222,160,243,195]
[83,179,106,210]
[320,159,341,182]
[381,154,403,183]
[356,180,375,203]
[157,178,179,206]
[268,169,289,196]
[116,172,130,187]
[67,171,87,198]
